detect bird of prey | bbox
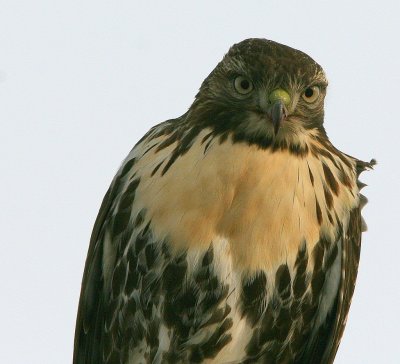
[74,38,374,364]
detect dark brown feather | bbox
[300,158,375,363]
[73,165,129,364]
[73,186,111,364]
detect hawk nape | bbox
[74,38,374,364]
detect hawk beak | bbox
[268,89,290,134]
[270,100,288,134]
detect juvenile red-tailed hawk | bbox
[74,38,374,363]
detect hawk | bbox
[74,38,374,363]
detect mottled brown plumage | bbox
[74,38,374,364]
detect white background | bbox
[0,1,398,363]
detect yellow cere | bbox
[269,89,291,106]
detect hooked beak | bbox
[270,100,288,134]
[267,89,290,134]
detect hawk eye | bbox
[234,76,254,95]
[302,86,320,103]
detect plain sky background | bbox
[1,1,398,363]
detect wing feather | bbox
[73,158,137,363]
[322,207,362,363]
[300,206,361,364]
[73,184,113,364]
[301,158,374,363]
[73,122,174,364]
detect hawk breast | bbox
[106,127,360,362]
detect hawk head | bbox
[189,38,328,153]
